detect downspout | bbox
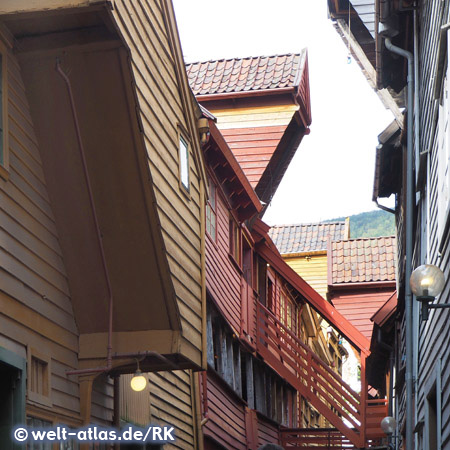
[413,9,420,450]
[56,59,114,376]
[384,38,414,450]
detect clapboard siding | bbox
[111,0,203,362]
[257,414,280,446]
[415,1,450,449]
[332,289,394,340]
[203,372,247,450]
[205,186,242,334]
[284,254,328,300]
[113,0,203,358]
[149,370,196,449]
[0,46,87,422]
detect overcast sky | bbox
[173,0,394,225]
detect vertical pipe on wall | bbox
[384,37,414,450]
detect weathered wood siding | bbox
[332,289,394,341]
[0,40,84,423]
[111,0,203,362]
[416,2,450,449]
[284,253,328,300]
[203,372,247,450]
[148,370,197,449]
[257,414,280,446]
[206,188,242,335]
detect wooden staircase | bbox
[256,304,387,448]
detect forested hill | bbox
[326,210,396,239]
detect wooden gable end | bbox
[197,52,311,203]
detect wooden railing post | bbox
[360,351,367,447]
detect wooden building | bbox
[0,1,207,448]
[328,236,397,342]
[329,1,450,448]
[186,52,312,205]
[197,106,386,448]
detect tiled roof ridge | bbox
[186,52,303,67]
[332,235,396,243]
[271,221,346,228]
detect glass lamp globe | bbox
[130,370,147,392]
[381,416,396,436]
[410,264,445,298]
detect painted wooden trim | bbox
[27,345,52,408]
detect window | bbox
[229,218,241,266]
[26,417,52,450]
[179,135,189,191]
[0,39,9,179]
[27,347,52,407]
[437,52,450,243]
[206,176,216,239]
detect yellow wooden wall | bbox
[212,104,298,130]
[111,0,203,364]
[284,253,329,300]
[0,37,85,425]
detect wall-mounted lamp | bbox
[130,360,147,392]
[198,118,210,145]
[410,264,446,321]
[381,415,396,436]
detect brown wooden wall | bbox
[257,414,280,447]
[111,0,203,364]
[205,187,242,335]
[0,38,83,425]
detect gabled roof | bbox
[269,221,349,255]
[186,53,305,97]
[330,236,397,285]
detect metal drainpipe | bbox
[384,38,414,450]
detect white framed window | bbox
[179,134,190,191]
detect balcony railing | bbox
[256,303,365,447]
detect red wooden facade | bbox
[200,115,387,449]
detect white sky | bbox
[172,0,394,225]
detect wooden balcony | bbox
[257,303,385,448]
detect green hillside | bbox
[326,210,395,239]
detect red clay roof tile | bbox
[330,236,397,284]
[186,52,306,96]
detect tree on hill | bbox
[326,210,395,239]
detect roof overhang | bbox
[1,4,191,369]
[205,120,263,221]
[372,120,402,201]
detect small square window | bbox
[179,135,190,191]
[27,347,52,407]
